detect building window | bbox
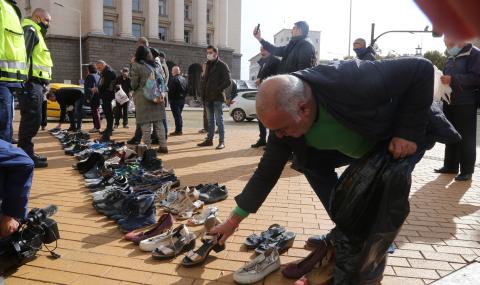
[184,4,191,20]
[132,0,141,11]
[103,0,114,7]
[207,8,212,23]
[159,26,167,41]
[132,23,142,38]
[207,33,212,45]
[184,30,191,43]
[103,20,114,36]
[159,0,167,16]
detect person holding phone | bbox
[253,21,316,74]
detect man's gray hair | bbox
[95,60,107,65]
[257,75,309,117]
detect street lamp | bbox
[370,23,441,47]
[54,2,83,81]
[415,45,423,56]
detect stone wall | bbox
[46,35,241,84]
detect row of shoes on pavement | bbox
[124,212,227,266]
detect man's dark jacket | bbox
[257,55,281,81]
[168,74,187,101]
[235,58,460,213]
[260,35,316,74]
[84,73,100,106]
[201,58,231,102]
[443,43,480,105]
[98,65,117,101]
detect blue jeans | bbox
[206,101,224,142]
[0,85,13,142]
[169,98,185,133]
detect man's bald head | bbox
[257,75,309,118]
[32,8,51,26]
[256,75,317,138]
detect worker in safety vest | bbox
[19,8,53,168]
[0,0,27,144]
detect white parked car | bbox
[229,90,258,122]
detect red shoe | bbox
[125,213,174,244]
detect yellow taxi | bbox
[46,83,83,118]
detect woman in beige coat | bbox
[130,46,167,153]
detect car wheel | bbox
[231,108,246,122]
[246,118,254,122]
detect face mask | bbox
[447,46,462,56]
[207,54,216,61]
[353,47,367,56]
[39,22,49,31]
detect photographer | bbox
[0,139,34,238]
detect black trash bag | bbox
[329,143,423,284]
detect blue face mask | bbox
[447,46,462,56]
[354,47,367,56]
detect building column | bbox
[172,0,185,42]
[119,0,132,37]
[217,0,228,47]
[146,0,159,39]
[194,0,207,45]
[87,0,104,34]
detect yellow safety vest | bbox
[0,0,27,82]
[21,18,53,81]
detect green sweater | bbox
[305,105,375,159]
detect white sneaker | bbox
[233,247,281,284]
[139,224,189,252]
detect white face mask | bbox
[207,54,216,61]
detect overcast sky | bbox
[240,0,446,79]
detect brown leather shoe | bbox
[282,242,334,279]
[157,147,168,154]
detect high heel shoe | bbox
[181,216,225,267]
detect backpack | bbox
[142,62,165,104]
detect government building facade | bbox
[18,0,242,83]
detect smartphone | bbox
[254,23,260,35]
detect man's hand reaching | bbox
[388,137,417,159]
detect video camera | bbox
[0,205,60,275]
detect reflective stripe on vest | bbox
[21,18,53,81]
[0,0,28,82]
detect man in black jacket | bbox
[353,38,376,61]
[94,60,116,141]
[211,58,460,284]
[254,21,316,74]
[197,45,231,150]
[114,67,132,129]
[168,66,187,136]
[435,37,480,181]
[251,46,280,148]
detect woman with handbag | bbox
[130,45,168,153]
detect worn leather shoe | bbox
[33,154,47,162]
[34,159,48,168]
[197,140,213,147]
[455,173,472,181]
[216,142,225,150]
[434,167,458,174]
[169,131,182,136]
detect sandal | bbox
[139,224,188,252]
[151,231,196,260]
[187,206,218,226]
[255,231,296,255]
[244,224,285,249]
[181,216,225,267]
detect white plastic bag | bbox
[433,65,452,104]
[115,86,129,105]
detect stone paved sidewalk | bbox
[5,117,480,285]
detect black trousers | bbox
[18,82,43,157]
[443,103,477,174]
[203,103,208,130]
[101,97,114,136]
[41,100,47,127]
[258,120,267,142]
[114,101,129,126]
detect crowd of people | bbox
[1,0,480,283]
